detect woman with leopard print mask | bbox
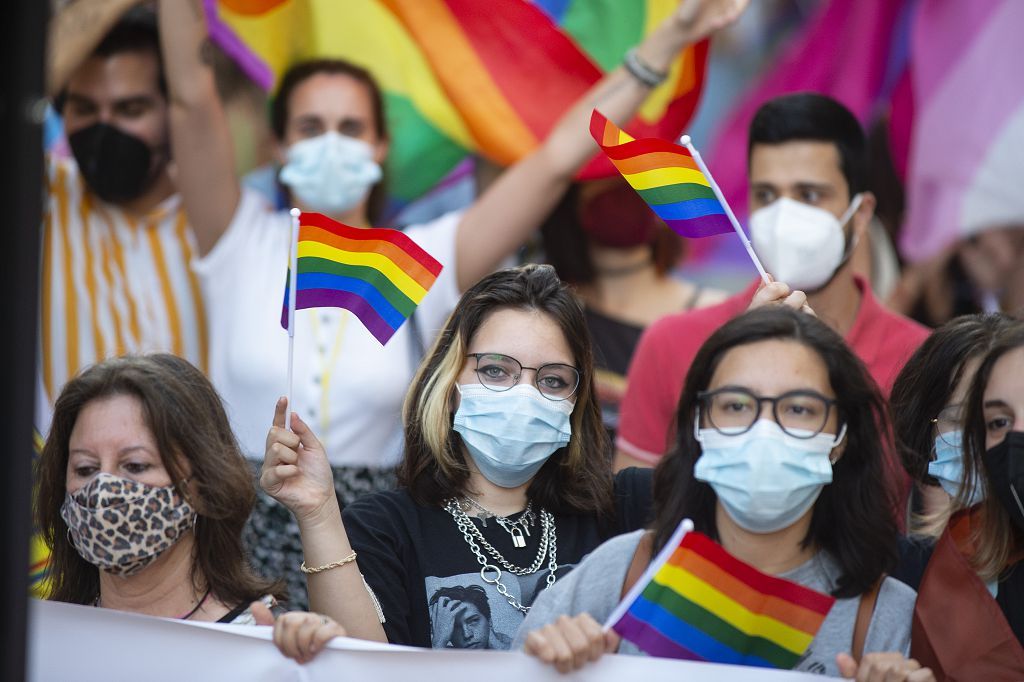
[36,354,284,623]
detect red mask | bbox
[577,182,660,249]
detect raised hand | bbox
[261,397,337,524]
[747,276,815,316]
[672,0,751,43]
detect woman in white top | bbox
[156,0,749,606]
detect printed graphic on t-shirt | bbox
[424,566,573,650]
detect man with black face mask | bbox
[614,94,930,480]
[39,5,213,430]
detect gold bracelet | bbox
[300,551,357,575]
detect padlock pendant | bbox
[511,526,526,548]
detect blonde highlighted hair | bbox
[398,264,614,519]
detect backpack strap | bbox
[621,532,654,599]
[852,576,884,662]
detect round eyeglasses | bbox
[467,353,580,401]
[931,403,963,447]
[697,387,837,439]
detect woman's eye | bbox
[74,466,97,478]
[123,462,151,475]
[785,404,814,416]
[480,365,510,379]
[539,376,568,389]
[723,401,751,413]
[986,416,1012,432]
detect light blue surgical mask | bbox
[453,383,573,489]
[279,131,382,215]
[928,430,984,506]
[694,418,845,534]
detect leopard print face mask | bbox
[60,472,196,576]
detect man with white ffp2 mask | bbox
[615,94,930,508]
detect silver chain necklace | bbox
[460,496,536,548]
[443,498,558,614]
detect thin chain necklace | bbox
[444,498,558,614]
[94,587,211,620]
[459,496,536,548]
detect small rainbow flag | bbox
[607,520,835,669]
[590,110,733,239]
[280,212,442,345]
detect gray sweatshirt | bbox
[513,530,915,677]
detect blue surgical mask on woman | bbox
[929,430,984,506]
[694,418,845,533]
[453,383,573,488]
[279,131,382,215]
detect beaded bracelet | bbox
[623,47,668,88]
[301,550,357,574]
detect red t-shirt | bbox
[617,276,930,463]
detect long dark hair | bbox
[36,354,283,606]
[961,320,1024,581]
[398,264,614,520]
[650,307,897,598]
[891,313,1014,483]
[271,58,389,224]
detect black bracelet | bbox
[623,47,668,88]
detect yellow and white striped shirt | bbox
[37,156,207,428]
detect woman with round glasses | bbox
[260,264,654,654]
[909,319,1024,675]
[890,314,1016,538]
[514,306,931,679]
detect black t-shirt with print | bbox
[341,466,653,649]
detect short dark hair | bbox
[429,584,491,621]
[650,307,898,598]
[36,354,283,607]
[57,10,166,113]
[891,313,1016,484]
[398,264,615,522]
[270,59,388,223]
[748,93,867,198]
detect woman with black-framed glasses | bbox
[259,264,654,656]
[516,306,931,680]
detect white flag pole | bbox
[285,208,300,431]
[679,135,770,285]
[603,518,695,631]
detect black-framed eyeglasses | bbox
[931,403,963,447]
[697,387,837,439]
[467,353,580,401]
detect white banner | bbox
[28,599,830,681]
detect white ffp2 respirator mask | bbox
[750,195,863,291]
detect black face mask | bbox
[983,430,1024,532]
[68,122,164,204]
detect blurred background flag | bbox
[204,0,710,202]
[900,0,1024,263]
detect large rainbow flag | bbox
[591,110,733,239]
[607,521,835,668]
[204,0,709,200]
[280,212,442,345]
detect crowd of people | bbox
[33,0,1024,679]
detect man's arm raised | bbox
[158,0,239,257]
